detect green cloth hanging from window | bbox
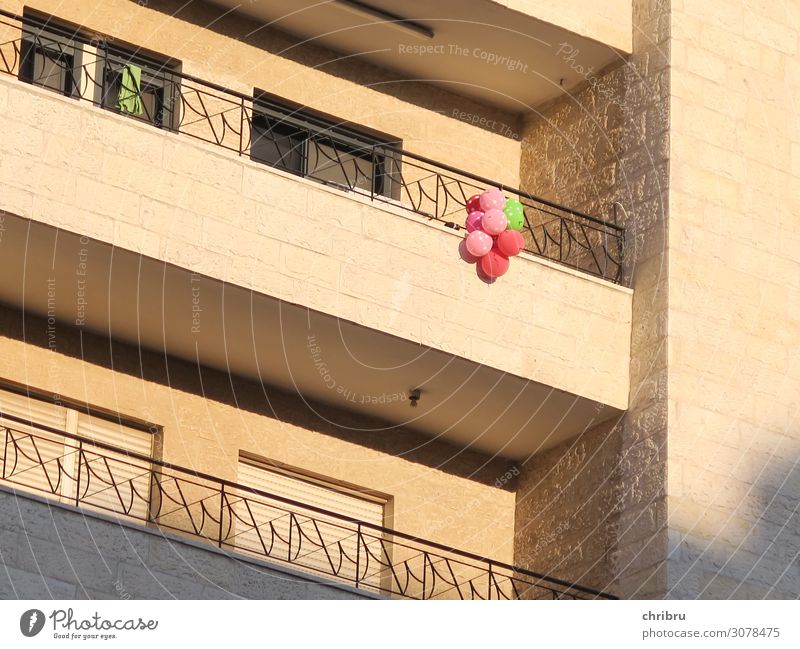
[116,64,143,116]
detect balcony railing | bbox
[0,411,616,600]
[0,8,624,283]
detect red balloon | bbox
[476,263,493,283]
[480,250,510,278]
[465,194,482,214]
[496,230,523,257]
[512,230,525,251]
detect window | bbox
[17,12,180,130]
[251,92,401,200]
[233,456,388,589]
[96,45,178,128]
[0,386,155,521]
[18,14,83,97]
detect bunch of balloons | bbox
[460,188,526,280]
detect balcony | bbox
[0,7,632,459]
[0,412,616,599]
[0,7,623,284]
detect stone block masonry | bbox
[515,0,670,598]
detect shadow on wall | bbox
[512,417,659,597]
[143,0,521,139]
[0,304,513,488]
[514,416,800,599]
[667,432,800,599]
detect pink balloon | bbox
[465,210,484,233]
[479,188,506,212]
[482,208,508,235]
[465,230,493,257]
[458,239,479,264]
[480,250,510,278]
[496,229,523,256]
[466,194,482,214]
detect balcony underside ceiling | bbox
[0,214,620,460]
[208,0,626,113]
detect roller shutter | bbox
[75,415,152,520]
[0,387,152,520]
[0,389,69,498]
[235,459,385,588]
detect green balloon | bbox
[504,198,522,213]
[504,199,525,231]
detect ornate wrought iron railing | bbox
[0,8,624,283]
[0,412,616,600]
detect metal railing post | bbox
[238,97,245,156]
[288,512,294,563]
[1,425,7,480]
[421,552,428,600]
[99,42,108,109]
[355,522,362,589]
[218,483,225,548]
[74,443,82,507]
[370,145,376,202]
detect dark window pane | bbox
[19,27,77,97]
[250,97,399,198]
[139,84,162,124]
[251,114,305,173]
[100,59,171,128]
[33,48,71,92]
[376,152,399,199]
[100,67,121,107]
[307,139,375,193]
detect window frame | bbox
[17,11,181,131]
[0,381,160,522]
[250,91,402,201]
[18,12,84,98]
[93,42,180,130]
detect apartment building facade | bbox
[0,0,797,600]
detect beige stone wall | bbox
[0,0,521,186]
[0,75,632,408]
[0,304,517,563]
[666,0,800,598]
[13,0,797,601]
[515,0,670,598]
[517,0,800,600]
[514,418,624,590]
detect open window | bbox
[250,91,401,200]
[18,12,83,97]
[95,44,179,129]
